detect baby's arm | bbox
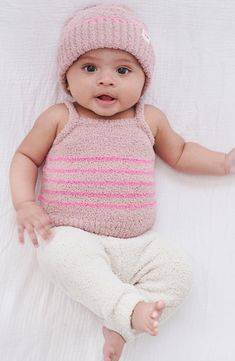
[9,104,66,247]
[152,107,234,175]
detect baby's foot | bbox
[102,326,126,361]
[131,300,165,336]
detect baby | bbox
[9,4,235,361]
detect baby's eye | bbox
[83,65,97,72]
[117,67,130,75]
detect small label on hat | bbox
[142,28,150,44]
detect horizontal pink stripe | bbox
[39,195,156,209]
[41,189,156,198]
[43,176,154,186]
[47,156,154,164]
[43,166,154,176]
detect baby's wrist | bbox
[224,148,235,175]
[15,199,36,211]
[224,153,230,175]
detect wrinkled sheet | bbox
[1,0,235,360]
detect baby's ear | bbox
[64,78,71,95]
[140,82,146,96]
[65,79,70,91]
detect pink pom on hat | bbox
[57,3,155,95]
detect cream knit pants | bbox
[36,226,192,342]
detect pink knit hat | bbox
[57,3,155,95]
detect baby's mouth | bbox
[96,95,116,101]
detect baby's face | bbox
[66,48,145,119]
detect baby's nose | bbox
[97,72,116,86]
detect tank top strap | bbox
[64,100,80,118]
[53,100,80,145]
[135,98,155,146]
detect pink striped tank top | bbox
[38,99,156,238]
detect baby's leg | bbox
[132,234,193,328]
[36,226,146,343]
[102,299,166,361]
[102,326,126,361]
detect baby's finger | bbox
[42,216,53,230]
[35,221,53,241]
[25,224,39,248]
[17,224,25,245]
[39,227,51,241]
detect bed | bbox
[1,0,235,360]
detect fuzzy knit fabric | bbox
[57,4,155,95]
[38,99,156,238]
[36,226,193,342]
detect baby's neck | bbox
[74,102,136,120]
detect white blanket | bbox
[1,0,235,360]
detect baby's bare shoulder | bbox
[144,104,167,138]
[16,103,69,167]
[36,102,69,137]
[39,102,68,123]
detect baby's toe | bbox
[148,325,159,336]
[156,300,165,311]
[151,310,159,319]
[147,319,158,332]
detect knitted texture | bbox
[57,4,155,95]
[36,226,193,342]
[38,100,156,238]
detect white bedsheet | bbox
[1,0,235,360]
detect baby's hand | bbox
[16,201,53,247]
[225,148,235,174]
